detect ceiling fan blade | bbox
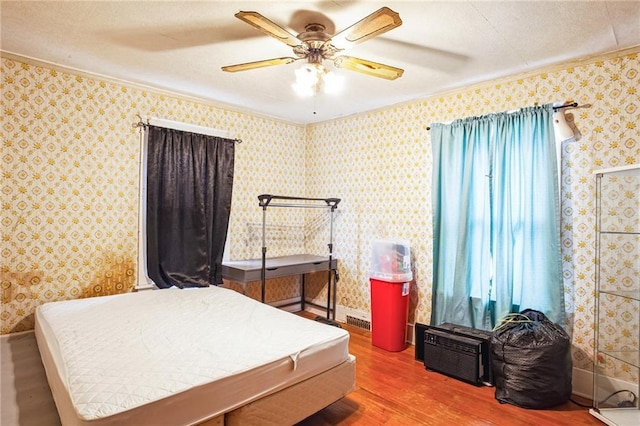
[235,11,301,47]
[333,56,404,80]
[222,57,298,73]
[331,7,402,49]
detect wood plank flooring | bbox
[297,315,600,425]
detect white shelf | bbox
[593,164,640,176]
[590,408,640,426]
[591,167,640,425]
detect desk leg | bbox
[332,270,337,320]
[301,274,306,311]
[326,269,332,319]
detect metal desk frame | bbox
[256,194,340,320]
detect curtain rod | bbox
[553,102,578,111]
[132,115,242,143]
[425,102,584,131]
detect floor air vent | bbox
[346,315,371,331]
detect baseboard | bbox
[407,323,417,345]
[572,366,640,401]
[302,304,373,328]
[134,283,156,291]
[304,304,329,318]
[335,305,370,324]
[572,367,594,399]
[577,367,640,403]
[270,297,301,312]
[336,306,373,330]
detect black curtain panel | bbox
[146,125,235,288]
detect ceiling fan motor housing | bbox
[294,23,339,63]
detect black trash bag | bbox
[490,309,572,409]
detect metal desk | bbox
[222,254,338,318]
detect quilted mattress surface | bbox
[35,286,350,425]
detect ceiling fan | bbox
[221,6,404,81]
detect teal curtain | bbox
[431,104,563,330]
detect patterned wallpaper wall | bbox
[2,50,638,379]
[1,56,307,333]
[307,49,639,374]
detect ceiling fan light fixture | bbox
[293,64,320,97]
[292,63,343,97]
[322,69,344,95]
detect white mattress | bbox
[35,286,350,426]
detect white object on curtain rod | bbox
[136,118,231,290]
[146,117,230,138]
[552,102,575,143]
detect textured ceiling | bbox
[2,1,639,124]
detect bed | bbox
[34,285,355,425]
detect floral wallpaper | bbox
[1,49,638,385]
[1,57,307,332]
[306,49,639,376]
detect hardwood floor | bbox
[297,316,600,425]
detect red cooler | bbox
[369,239,412,352]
